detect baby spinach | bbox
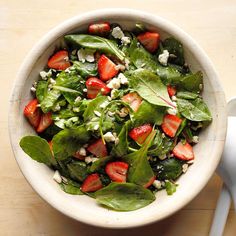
[38,124,62,141]
[177,97,212,121]
[36,80,48,103]
[128,69,173,108]
[19,136,56,166]
[67,160,88,182]
[165,180,177,195]
[155,158,182,180]
[95,182,155,211]
[89,156,113,172]
[133,101,166,126]
[73,61,98,78]
[65,34,125,61]
[176,91,199,100]
[40,89,61,113]
[52,125,91,160]
[59,179,83,195]
[124,130,156,186]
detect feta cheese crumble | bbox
[153,180,162,189]
[94,110,101,117]
[111,26,124,39]
[118,73,128,85]
[192,136,199,143]
[77,48,95,63]
[158,50,170,66]
[103,132,116,142]
[53,170,62,184]
[85,156,99,164]
[117,107,129,118]
[74,96,82,103]
[182,164,188,173]
[107,77,121,89]
[121,36,131,45]
[78,147,86,156]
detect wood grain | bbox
[1,0,236,235]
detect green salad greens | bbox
[20,22,212,211]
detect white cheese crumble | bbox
[53,170,62,184]
[103,132,116,142]
[77,48,95,63]
[171,95,177,101]
[192,136,199,143]
[118,73,128,85]
[74,96,82,103]
[158,50,170,66]
[124,58,130,69]
[121,36,131,45]
[110,89,118,99]
[83,88,88,93]
[30,87,36,92]
[78,147,86,156]
[117,107,129,118]
[107,77,121,89]
[53,103,61,112]
[115,64,126,71]
[111,26,124,39]
[99,101,109,109]
[167,107,177,115]
[85,156,99,164]
[40,70,52,80]
[182,164,188,173]
[94,110,101,117]
[49,78,56,84]
[93,124,99,130]
[153,180,162,189]
[187,160,194,164]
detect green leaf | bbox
[176,91,199,100]
[155,158,182,180]
[52,125,91,160]
[65,34,125,61]
[165,180,177,195]
[124,130,156,186]
[73,61,98,78]
[38,124,62,141]
[172,71,203,92]
[36,80,48,103]
[177,97,212,121]
[67,160,88,182]
[133,101,166,126]
[40,89,61,113]
[19,136,55,165]
[95,182,155,211]
[128,69,173,108]
[111,121,131,157]
[162,37,185,65]
[59,179,83,195]
[89,156,113,172]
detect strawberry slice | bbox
[24,99,41,128]
[167,85,176,97]
[137,32,160,53]
[105,161,129,183]
[143,176,156,188]
[129,124,153,144]
[86,77,111,99]
[122,92,142,112]
[173,141,194,160]
[161,114,182,138]
[37,112,53,133]
[87,139,108,157]
[88,22,111,36]
[98,55,119,81]
[81,173,103,192]
[73,152,85,160]
[47,50,71,70]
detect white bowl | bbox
[9,9,227,228]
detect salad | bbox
[20,22,212,211]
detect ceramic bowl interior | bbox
[9,9,227,228]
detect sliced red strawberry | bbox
[129,124,153,144]
[87,139,108,157]
[88,22,111,36]
[161,114,182,138]
[137,32,160,53]
[143,176,156,188]
[24,99,41,128]
[167,85,177,97]
[86,77,111,99]
[37,112,53,133]
[105,161,129,183]
[47,50,71,70]
[173,141,194,160]
[81,173,103,192]
[121,92,142,112]
[98,54,119,81]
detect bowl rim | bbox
[9,8,227,228]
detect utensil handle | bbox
[209,184,231,236]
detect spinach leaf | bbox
[95,182,155,211]
[165,180,177,195]
[89,156,113,172]
[65,34,125,61]
[124,130,156,186]
[59,179,83,195]
[38,124,62,141]
[19,136,55,165]
[36,80,48,103]
[177,97,212,121]
[52,125,91,160]
[67,160,88,182]
[162,37,185,65]
[111,121,131,157]
[155,158,182,180]
[172,71,203,93]
[40,89,61,113]
[176,91,199,100]
[128,69,173,108]
[133,101,166,126]
[73,61,98,78]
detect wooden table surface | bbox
[1,0,236,235]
